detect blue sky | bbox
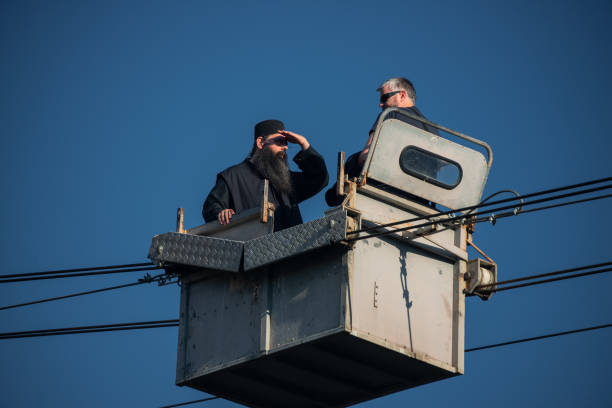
[1,1,611,407]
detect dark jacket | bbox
[203,146,329,231]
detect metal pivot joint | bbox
[465,258,498,300]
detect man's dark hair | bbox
[249,133,270,157]
[377,77,417,104]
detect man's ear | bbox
[256,136,265,150]
[401,89,414,106]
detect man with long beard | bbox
[203,119,329,231]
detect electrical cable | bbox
[159,396,220,408]
[0,319,179,340]
[0,266,162,284]
[159,321,612,407]
[347,184,612,242]
[348,177,612,234]
[461,189,523,222]
[156,320,612,408]
[3,318,611,358]
[467,193,612,226]
[351,183,612,239]
[0,281,144,311]
[0,272,171,311]
[0,262,155,279]
[465,323,612,352]
[468,266,612,297]
[504,192,612,216]
[478,261,612,290]
[474,189,524,211]
[350,191,612,242]
[491,267,612,293]
[2,178,607,404]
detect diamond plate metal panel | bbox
[148,232,243,272]
[243,209,347,271]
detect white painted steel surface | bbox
[348,192,465,373]
[186,207,273,241]
[354,191,467,262]
[350,237,459,370]
[174,197,466,407]
[367,118,489,209]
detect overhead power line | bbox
[510,193,612,216]
[159,397,221,408]
[469,262,612,296]
[0,320,179,340]
[160,321,612,406]
[0,272,174,311]
[0,281,143,311]
[158,318,611,407]
[0,262,154,279]
[0,265,162,284]
[489,261,612,286]
[160,319,612,407]
[466,323,612,352]
[3,318,611,355]
[347,183,612,242]
[349,176,611,236]
[467,193,612,227]
[4,258,605,311]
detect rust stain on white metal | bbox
[441,294,452,320]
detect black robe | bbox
[203,146,329,231]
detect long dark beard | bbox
[251,147,293,196]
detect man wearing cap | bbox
[203,119,329,231]
[325,77,440,206]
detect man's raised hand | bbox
[278,130,310,151]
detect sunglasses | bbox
[380,90,402,104]
[263,135,288,147]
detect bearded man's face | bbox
[251,139,292,195]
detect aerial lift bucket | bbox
[148,109,495,407]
